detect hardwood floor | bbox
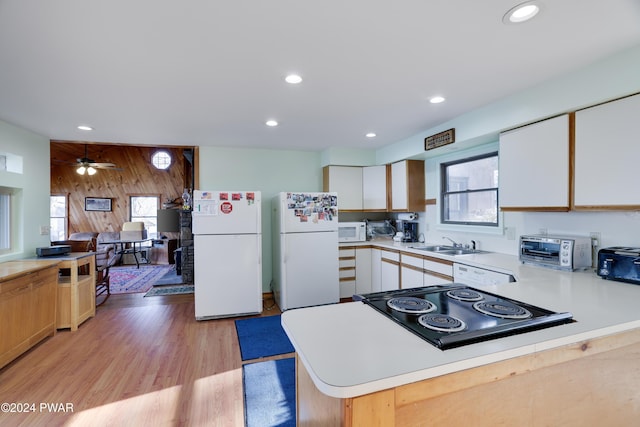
[0,292,285,427]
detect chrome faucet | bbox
[442,236,462,248]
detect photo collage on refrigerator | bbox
[286,193,338,223]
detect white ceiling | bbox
[1,0,639,151]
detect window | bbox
[441,152,499,227]
[130,195,160,236]
[50,195,68,241]
[0,190,10,251]
[151,150,172,170]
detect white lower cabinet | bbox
[371,248,382,293]
[355,247,372,295]
[380,249,400,291]
[339,247,357,299]
[400,253,425,289]
[400,253,453,289]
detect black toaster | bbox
[597,247,640,285]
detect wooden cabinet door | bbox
[0,275,33,365]
[574,94,640,209]
[30,267,57,335]
[499,114,571,211]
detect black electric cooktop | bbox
[355,284,574,350]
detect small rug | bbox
[154,268,183,285]
[144,285,194,297]
[109,265,173,294]
[235,315,295,361]
[243,357,296,427]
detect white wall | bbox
[0,120,51,262]
[197,146,323,291]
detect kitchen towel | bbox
[235,315,295,361]
[243,357,296,427]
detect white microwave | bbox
[338,222,367,243]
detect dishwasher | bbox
[453,263,515,287]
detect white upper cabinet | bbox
[574,93,640,209]
[362,165,388,211]
[499,114,570,211]
[323,166,363,211]
[390,160,425,212]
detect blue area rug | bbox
[235,315,295,361]
[243,357,296,427]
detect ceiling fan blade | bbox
[88,162,117,168]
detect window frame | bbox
[50,194,69,241]
[440,151,499,227]
[0,189,11,252]
[129,194,160,237]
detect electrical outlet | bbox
[589,231,601,247]
[505,227,516,240]
[40,225,51,235]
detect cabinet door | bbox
[0,275,32,361]
[574,94,640,208]
[499,114,570,211]
[380,250,400,291]
[355,247,372,294]
[362,165,388,211]
[370,248,382,293]
[390,160,425,212]
[423,272,453,286]
[323,166,363,210]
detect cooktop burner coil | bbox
[418,314,466,332]
[446,288,483,301]
[473,301,532,319]
[387,297,436,314]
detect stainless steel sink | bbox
[410,246,488,256]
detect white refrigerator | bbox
[192,190,262,320]
[272,192,339,311]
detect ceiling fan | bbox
[74,144,121,175]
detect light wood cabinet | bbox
[51,253,96,331]
[323,166,363,211]
[297,328,640,426]
[574,93,640,209]
[362,165,388,211]
[499,114,571,211]
[0,262,58,370]
[390,160,425,212]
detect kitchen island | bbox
[281,247,640,426]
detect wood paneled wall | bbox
[50,141,192,236]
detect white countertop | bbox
[282,242,640,398]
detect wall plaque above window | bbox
[424,128,455,151]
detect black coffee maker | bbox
[396,220,418,242]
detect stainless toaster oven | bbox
[519,234,592,271]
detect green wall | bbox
[198,146,324,291]
[0,121,51,262]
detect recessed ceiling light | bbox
[265,120,278,127]
[503,1,540,24]
[365,132,376,138]
[285,74,302,84]
[77,125,93,131]
[429,96,445,104]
